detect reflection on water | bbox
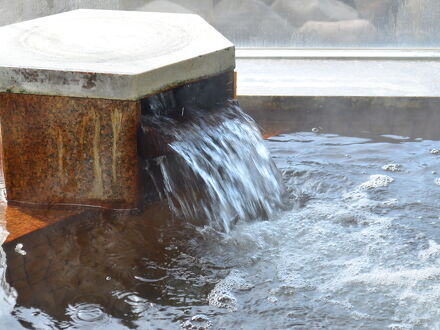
[2,131,440,328]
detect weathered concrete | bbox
[0,10,235,210]
[0,9,235,100]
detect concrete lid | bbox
[0,9,235,100]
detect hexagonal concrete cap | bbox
[0,9,235,100]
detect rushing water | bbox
[142,100,284,232]
[2,122,440,328]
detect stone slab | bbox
[0,9,235,100]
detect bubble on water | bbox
[66,303,108,326]
[208,291,237,311]
[311,127,323,133]
[181,314,212,330]
[430,149,440,155]
[276,263,315,291]
[435,178,440,186]
[388,323,412,330]
[359,175,394,189]
[432,171,437,175]
[113,291,151,315]
[267,296,278,303]
[382,164,401,172]
[329,210,363,225]
[270,285,296,296]
[14,243,26,256]
[207,270,252,311]
[382,199,399,207]
[419,240,440,261]
[342,190,379,210]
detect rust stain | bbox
[56,127,64,184]
[110,108,123,183]
[0,93,141,209]
[91,111,104,197]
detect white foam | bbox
[382,164,402,172]
[341,267,440,286]
[419,240,440,261]
[207,270,252,311]
[359,175,394,189]
[181,315,212,330]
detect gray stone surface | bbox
[211,0,295,46]
[0,9,235,100]
[272,0,358,27]
[300,19,377,44]
[236,57,440,97]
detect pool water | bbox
[1,131,440,329]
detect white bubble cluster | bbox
[207,270,252,311]
[382,164,401,172]
[359,175,394,189]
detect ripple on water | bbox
[66,303,108,327]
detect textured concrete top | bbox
[0,9,235,100]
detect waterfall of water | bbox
[141,99,283,232]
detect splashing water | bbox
[142,100,283,232]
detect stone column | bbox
[0,9,235,210]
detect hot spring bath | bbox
[1,116,440,328]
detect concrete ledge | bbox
[236,49,440,60]
[239,95,440,140]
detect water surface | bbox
[2,131,440,329]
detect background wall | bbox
[1,0,440,48]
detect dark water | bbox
[1,127,440,328]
